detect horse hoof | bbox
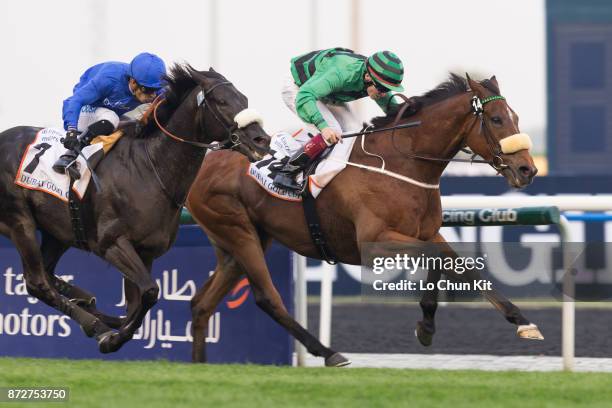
[97,331,120,353]
[70,296,96,308]
[517,323,544,340]
[415,321,434,347]
[325,352,351,367]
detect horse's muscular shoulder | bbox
[193,150,247,193]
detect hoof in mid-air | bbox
[415,321,435,347]
[517,323,544,340]
[97,331,120,353]
[325,352,351,367]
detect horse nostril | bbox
[519,165,536,178]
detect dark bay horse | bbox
[186,74,541,366]
[0,65,270,353]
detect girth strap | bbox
[301,189,337,265]
[68,176,89,250]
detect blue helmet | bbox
[129,52,166,89]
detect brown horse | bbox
[186,74,542,366]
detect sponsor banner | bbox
[0,227,293,364]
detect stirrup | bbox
[273,173,304,192]
[53,154,76,175]
[66,162,81,180]
[277,180,304,192]
[66,166,81,180]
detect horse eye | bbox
[491,116,502,125]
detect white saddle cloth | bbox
[15,128,104,202]
[247,129,356,201]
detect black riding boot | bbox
[273,148,311,191]
[53,119,115,176]
[53,131,89,175]
[52,150,78,175]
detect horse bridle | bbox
[468,94,510,171]
[152,80,250,151]
[147,80,260,208]
[388,93,511,173]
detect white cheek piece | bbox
[499,133,532,154]
[234,108,264,129]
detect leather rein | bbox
[151,80,244,151]
[144,80,250,208]
[386,93,510,173]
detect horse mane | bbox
[371,73,500,127]
[133,64,226,138]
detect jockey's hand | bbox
[321,127,342,144]
[63,128,79,150]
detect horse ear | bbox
[489,75,500,92]
[465,72,486,96]
[189,70,215,90]
[465,72,477,90]
[209,67,216,72]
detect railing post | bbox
[294,254,308,366]
[559,215,575,371]
[319,263,334,347]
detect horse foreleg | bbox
[99,236,159,353]
[13,221,112,341]
[431,233,544,341]
[40,232,124,329]
[369,229,443,346]
[485,290,544,339]
[50,275,124,329]
[416,267,440,346]
[191,247,242,363]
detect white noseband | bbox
[234,108,264,129]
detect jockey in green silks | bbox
[274,47,405,191]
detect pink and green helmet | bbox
[366,51,404,92]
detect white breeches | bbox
[76,106,120,132]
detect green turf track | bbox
[1,358,612,407]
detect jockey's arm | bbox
[62,75,110,130]
[294,68,344,131]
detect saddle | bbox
[268,146,333,194]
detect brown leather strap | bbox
[68,177,89,250]
[389,94,413,127]
[302,190,337,265]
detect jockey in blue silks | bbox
[53,52,167,174]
